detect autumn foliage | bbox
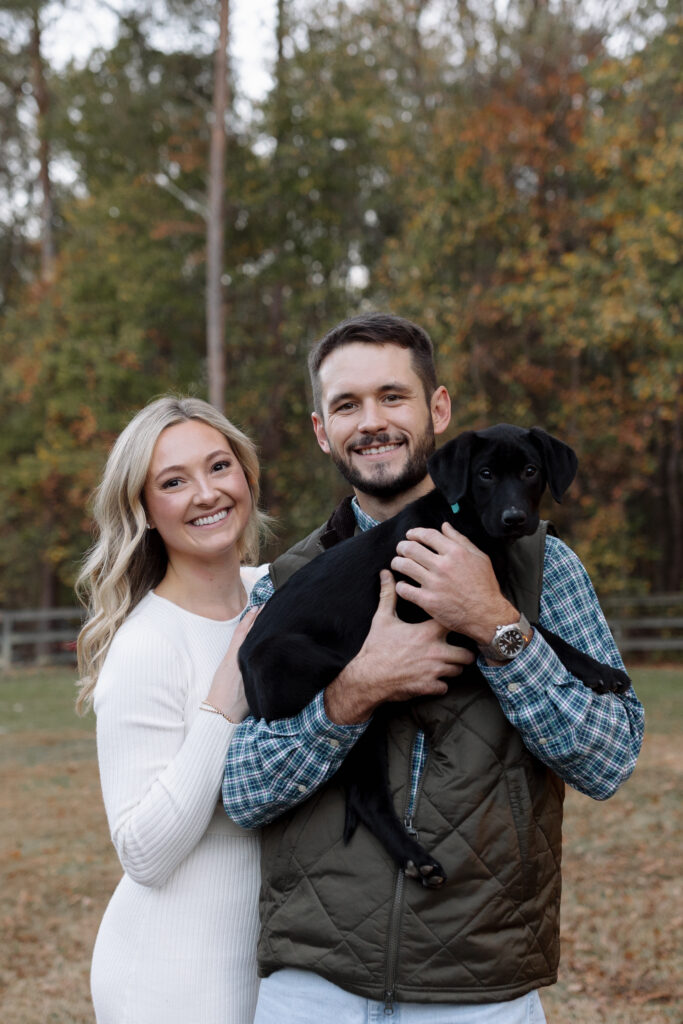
[0,0,680,606]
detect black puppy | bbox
[239,424,630,884]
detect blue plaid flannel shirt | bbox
[222,500,644,827]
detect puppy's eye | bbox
[478,468,493,481]
[524,465,539,478]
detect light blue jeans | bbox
[253,969,548,1023]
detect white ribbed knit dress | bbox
[90,566,264,1024]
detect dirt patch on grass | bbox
[543,732,682,1023]
[1,725,681,1022]
[0,731,120,1023]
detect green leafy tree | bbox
[0,0,679,606]
[0,15,213,602]
[367,0,682,593]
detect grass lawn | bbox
[0,665,681,1023]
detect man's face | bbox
[311,343,450,500]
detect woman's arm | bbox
[95,623,238,886]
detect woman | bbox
[76,395,270,1024]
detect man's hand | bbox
[391,522,518,646]
[324,570,474,725]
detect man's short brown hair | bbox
[308,312,438,416]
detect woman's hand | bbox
[204,607,261,723]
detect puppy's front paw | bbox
[405,857,447,888]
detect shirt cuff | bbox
[478,629,566,701]
[269,690,368,743]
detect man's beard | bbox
[328,422,436,500]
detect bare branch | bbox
[151,172,208,221]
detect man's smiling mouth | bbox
[354,442,404,457]
[190,509,229,527]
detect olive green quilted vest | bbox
[258,502,564,1005]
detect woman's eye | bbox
[212,461,231,472]
[161,478,180,489]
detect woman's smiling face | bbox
[143,419,252,568]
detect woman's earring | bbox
[146,523,153,531]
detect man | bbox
[223,312,644,1022]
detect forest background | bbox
[0,0,681,614]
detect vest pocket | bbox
[505,766,538,903]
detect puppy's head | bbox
[428,424,578,540]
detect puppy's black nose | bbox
[502,508,527,528]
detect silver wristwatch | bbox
[478,613,532,663]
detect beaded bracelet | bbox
[199,700,239,725]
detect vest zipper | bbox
[383,867,404,1015]
[383,730,426,1015]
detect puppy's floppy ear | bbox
[427,431,477,505]
[529,427,578,502]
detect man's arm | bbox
[392,527,644,799]
[223,569,363,828]
[223,570,472,827]
[221,691,367,828]
[479,535,643,798]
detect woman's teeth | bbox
[191,509,228,527]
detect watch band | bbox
[478,613,533,662]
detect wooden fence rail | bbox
[0,608,83,671]
[1,595,682,672]
[602,593,683,654]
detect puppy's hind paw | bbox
[609,668,632,694]
[585,667,632,695]
[405,858,447,888]
[583,677,610,694]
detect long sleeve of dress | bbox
[94,622,236,887]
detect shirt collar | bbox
[351,495,380,532]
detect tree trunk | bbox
[29,7,59,642]
[257,0,289,519]
[665,393,682,591]
[29,8,55,284]
[206,0,230,412]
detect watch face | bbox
[496,628,525,658]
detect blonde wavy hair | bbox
[76,395,269,713]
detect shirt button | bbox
[507,682,520,694]
[539,737,549,745]
[297,784,306,793]
[329,738,340,748]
